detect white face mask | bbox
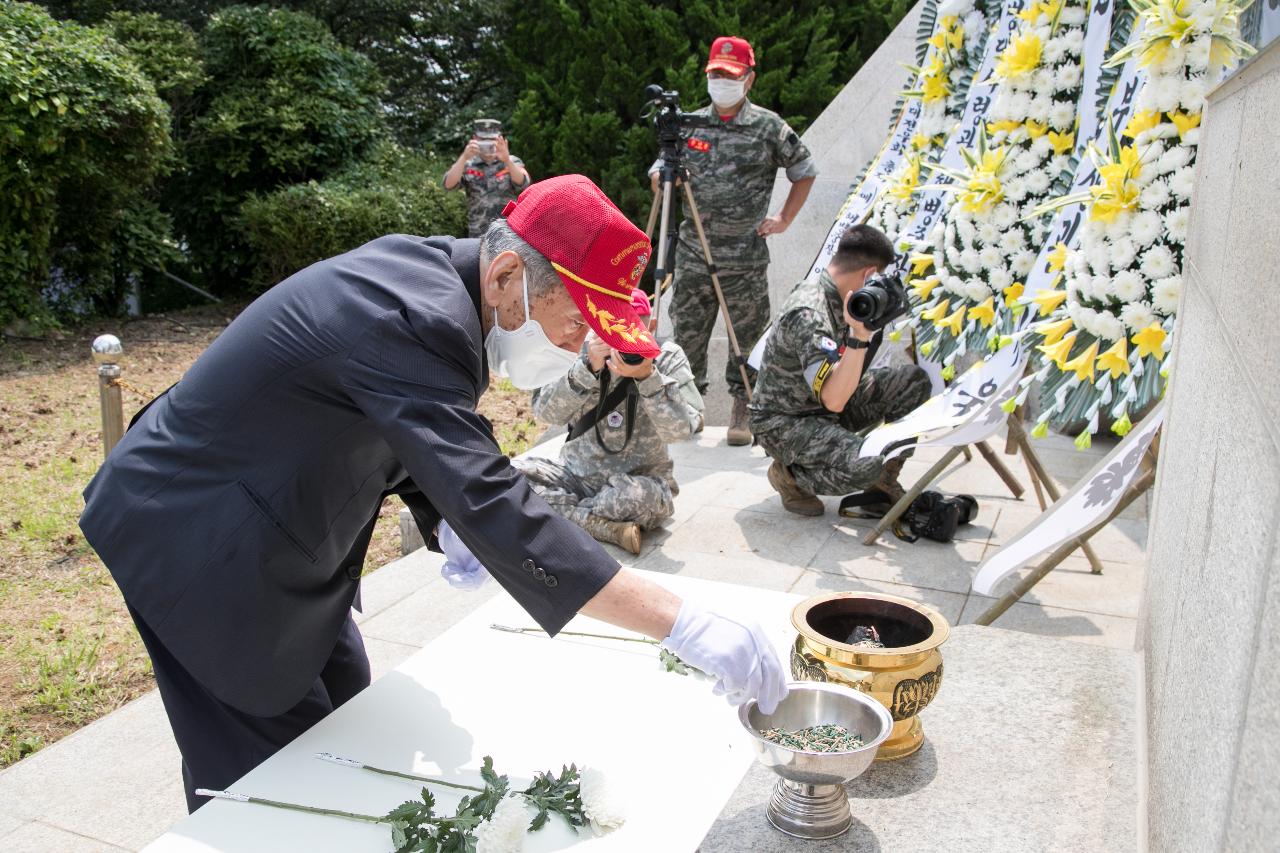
[707,77,746,109]
[483,271,578,390]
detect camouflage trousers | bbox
[670,242,770,401]
[514,457,674,530]
[757,365,932,496]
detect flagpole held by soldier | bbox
[442,118,532,237]
[648,36,817,446]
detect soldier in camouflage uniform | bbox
[649,36,817,446]
[750,225,932,516]
[514,289,704,555]
[442,119,531,237]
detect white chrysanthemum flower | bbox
[1087,245,1110,274]
[1141,244,1176,279]
[1007,92,1032,120]
[1030,135,1054,158]
[1012,250,1036,276]
[1029,219,1047,245]
[958,249,981,274]
[965,280,993,302]
[953,205,973,225]
[1121,301,1157,332]
[956,217,977,244]
[1164,206,1190,242]
[1056,63,1082,91]
[1069,250,1089,277]
[1153,77,1182,113]
[1025,170,1052,194]
[1152,275,1183,315]
[1047,155,1070,176]
[1111,269,1146,302]
[1110,238,1138,271]
[1139,179,1171,209]
[1169,167,1196,199]
[1129,210,1163,247]
[992,204,1018,231]
[945,275,969,296]
[1068,303,1097,331]
[1094,310,1127,342]
[1032,69,1054,92]
[474,795,531,853]
[999,227,1025,254]
[1156,145,1192,175]
[1060,5,1086,25]
[988,267,1013,291]
[1042,39,1067,65]
[1063,30,1084,53]
[1028,96,1052,124]
[1047,101,1075,131]
[972,222,996,247]
[1070,272,1093,301]
[1183,127,1201,146]
[580,768,627,836]
[1152,44,1189,75]
[1004,177,1029,202]
[978,246,1003,269]
[1187,38,1211,72]
[1181,76,1207,110]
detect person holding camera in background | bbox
[749,225,931,516]
[443,119,531,237]
[649,36,817,447]
[504,289,704,558]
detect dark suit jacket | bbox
[80,235,620,717]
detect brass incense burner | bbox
[790,592,949,761]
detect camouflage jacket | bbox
[749,270,850,436]
[652,100,817,270]
[531,341,704,490]
[444,156,528,237]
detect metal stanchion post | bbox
[93,334,124,459]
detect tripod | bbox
[643,110,755,401]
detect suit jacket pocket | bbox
[238,481,318,564]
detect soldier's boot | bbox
[768,460,824,517]
[727,397,753,446]
[582,514,643,556]
[873,456,908,506]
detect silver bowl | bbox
[739,682,893,839]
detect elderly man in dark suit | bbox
[80,175,786,811]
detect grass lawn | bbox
[0,302,539,767]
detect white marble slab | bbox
[142,571,802,852]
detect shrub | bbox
[168,5,386,291]
[238,143,467,286]
[0,2,171,327]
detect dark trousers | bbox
[128,606,371,812]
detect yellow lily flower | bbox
[920,339,936,357]
[1002,281,1025,306]
[938,305,967,336]
[968,296,996,328]
[995,33,1042,80]
[959,149,1007,213]
[911,276,941,301]
[921,73,950,103]
[1024,120,1048,139]
[1168,110,1201,138]
[1131,323,1168,360]
[1122,110,1161,139]
[941,364,956,381]
[888,156,922,202]
[909,253,935,276]
[1037,317,1074,346]
[1111,411,1133,437]
[920,299,951,322]
[1047,129,1074,155]
[986,119,1022,136]
[1096,338,1130,378]
[1038,332,1076,366]
[1047,242,1069,272]
[1075,429,1093,451]
[1032,288,1068,316]
[1031,420,1050,439]
[911,133,931,151]
[1062,340,1100,382]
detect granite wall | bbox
[1140,39,1280,852]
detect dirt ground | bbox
[0,303,539,767]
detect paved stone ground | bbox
[0,427,1146,851]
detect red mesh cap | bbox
[502,175,659,358]
[706,36,755,77]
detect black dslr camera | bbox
[846,270,908,332]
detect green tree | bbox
[0,2,172,326]
[168,5,386,289]
[502,0,911,221]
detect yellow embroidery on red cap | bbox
[553,262,631,300]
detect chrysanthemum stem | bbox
[489,624,657,645]
[197,789,386,825]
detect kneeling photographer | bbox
[506,289,704,557]
[749,225,931,517]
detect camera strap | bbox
[565,369,638,454]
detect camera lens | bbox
[847,288,887,323]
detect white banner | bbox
[971,400,1163,595]
[900,0,1030,246]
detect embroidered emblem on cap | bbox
[721,42,734,54]
[630,252,649,284]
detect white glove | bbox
[660,600,788,714]
[437,521,490,591]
